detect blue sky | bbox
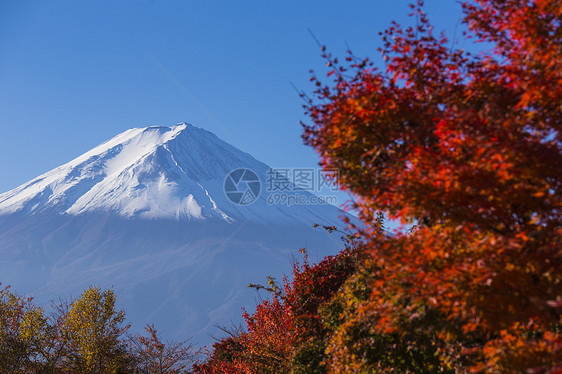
[0,1,466,204]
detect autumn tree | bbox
[302,0,561,372]
[193,239,359,374]
[283,244,357,373]
[192,325,255,373]
[0,283,200,373]
[59,286,133,373]
[0,285,47,373]
[129,323,195,374]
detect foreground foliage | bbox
[196,0,561,372]
[0,285,194,373]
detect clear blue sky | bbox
[0,1,466,198]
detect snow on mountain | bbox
[0,123,340,226]
[0,123,349,345]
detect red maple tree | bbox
[303,0,561,371]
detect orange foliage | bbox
[302,0,561,371]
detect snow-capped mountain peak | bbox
[0,123,341,226]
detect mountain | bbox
[0,123,348,345]
[0,124,339,224]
